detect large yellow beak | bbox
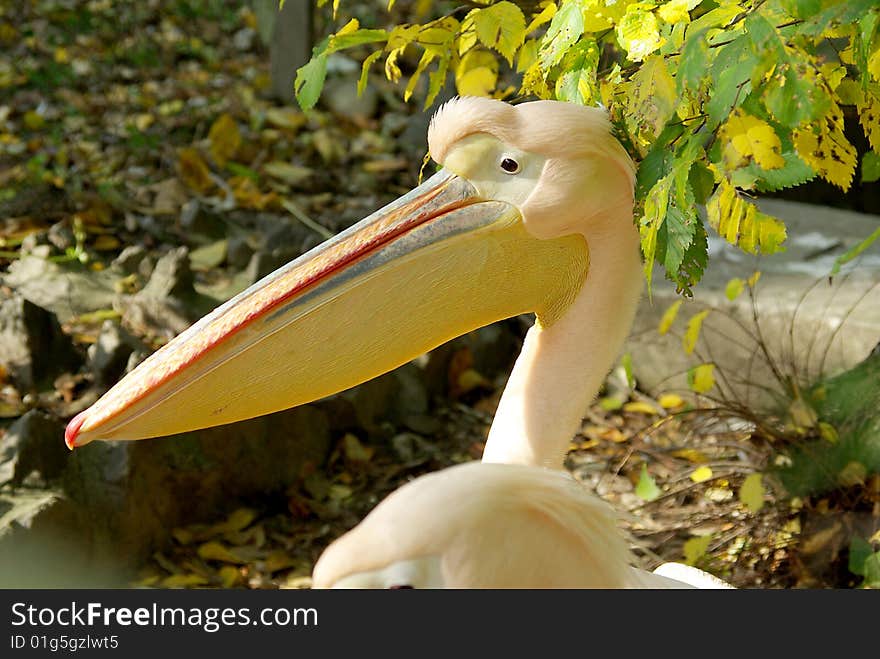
[66,170,588,447]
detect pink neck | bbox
[482,222,643,469]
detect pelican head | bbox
[311,461,634,588]
[66,98,635,447]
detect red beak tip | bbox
[65,412,87,450]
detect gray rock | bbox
[0,489,126,587]
[111,244,148,274]
[62,403,332,565]
[2,256,118,322]
[118,247,218,337]
[0,293,82,390]
[47,221,74,251]
[139,246,195,300]
[0,410,68,487]
[226,232,257,269]
[233,27,256,51]
[626,199,880,408]
[180,199,227,239]
[323,75,378,120]
[87,320,147,386]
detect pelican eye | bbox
[500,157,520,174]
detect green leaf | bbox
[539,0,584,70]
[740,150,816,193]
[798,0,878,38]
[865,552,880,588]
[554,39,599,105]
[779,0,821,20]
[636,146,672,201]
[862,151,880,183]
[635,464,661,502]
[660,206,695,276]
[706,37,756,128]
[294,48,329,111]
[621,352,635,389]
[676,29,710,94]
[625,55,677,147]
[849,536,873,577]
[683,535,712,565]
[689,161,715,204]
[739,473,765,513]
[675,222,708,295]
[472,1,526,65]
[831,226,880,276]
[328,28,388,53]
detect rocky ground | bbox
[1,1,878,589]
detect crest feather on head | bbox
[428,97,635,183]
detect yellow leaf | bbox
[819,421,838,444]
[747,271,761,287]
[658,393,684,409]
[358,49,383,96]
[92,235,120,251]
[671,448,708,463]
[517,39,538,73]
[624,55,676,148]
[171,528,194,545]
[869,48,880,82]
[682,309,709,354]
[471,2,526,65]
[342,433,374,462]
[721,110,785,170]
[162,574,209,588]
[23,110,44,130]
[623,401,660,415]
[214,508,258,535]
[688,363,715,394]
[683,534,712,565]
[838,461,867,487]
[197,541,247,564]
[404,49,436,102]
[178,147,213,193]
[725,277,744,301]
[208,113,241,167]
[690,465,713,483]
[525,3,557,34]
[658,299,682,335]
[519,60,551,99]
[657,0,700,24]
[857,90,880,153]
[265,551,302,573]
[617,4,662,62]
[229,176,277,210]
[218,565,243,588]
[706,179,787,255]
[264,108,307,131]
[739,472,764,512]
[794,100,857,190]
[263,161,313,186]
[455,49,498,97]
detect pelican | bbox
[65,97,643,472]
[312,461,733,588]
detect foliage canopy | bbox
[295,0,880,294]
